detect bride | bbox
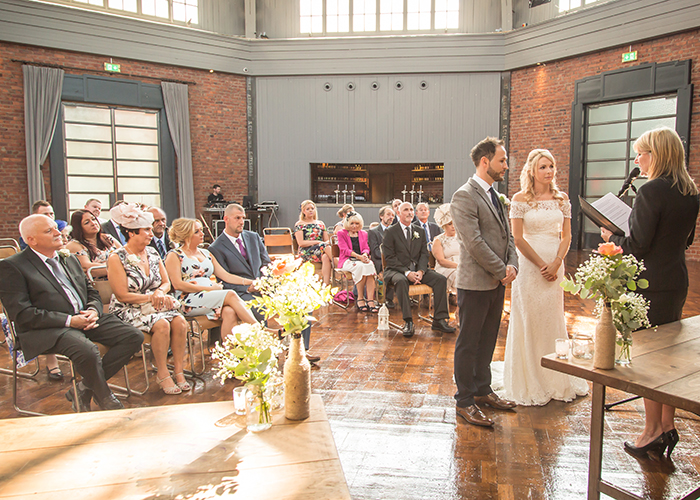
[502,149,589,406]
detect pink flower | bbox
[598,242,623,256]
[271,257,301,276]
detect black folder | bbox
[578,195,626,236]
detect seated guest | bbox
[337,212,378,312]
[107,203,189,396]
[84,198,106,223]
[18,200,69,380]
[101,200,127,246]
[334,204,354,232]
[66,209,121,278]
[414,202,442,251]
[382,202,456,337]
[390,199,402,225]
[368,205,396,308]
[147,206,172,259]
[431,203,460,302]
[0,214,143,410]
[207,184,225,206]
[165,217,258,338]
[294,200,333,285]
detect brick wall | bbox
[508,28,700,260]
[0,41,247,240]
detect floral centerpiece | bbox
[249,257,334,420]
[211,323,282,431]
[561,242,651,367]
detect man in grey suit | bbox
[0,215,143,411]
[451,137,518,427]
[368,205,396,308]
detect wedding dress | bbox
[502,200,589,406]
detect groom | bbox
[451,137,519,427]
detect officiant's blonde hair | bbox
[635,127,698,196]
[520,149,566,207]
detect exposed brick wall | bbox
[508,28,700,260]
[0,41,247,240]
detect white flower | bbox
[57,249,70,259]
[499,194,511,207]
[412,231,420,240]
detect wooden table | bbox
[542,316,700,500]
[0,394,350,499]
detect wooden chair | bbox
[88,266,149,396]
[330,244,354,310]
[381,253,433,329]
[263,227,295,259]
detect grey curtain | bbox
[161,82,195,218]
[22,65,64,210]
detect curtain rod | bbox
[11,59,197,86]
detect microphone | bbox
[617,167,641,197]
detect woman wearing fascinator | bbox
[107,203,190,396]
[431,203,460,305]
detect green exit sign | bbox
[622,51,638,63]
[104,62,121,72]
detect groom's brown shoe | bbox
[475,393,517,410]
[456,404,494,427]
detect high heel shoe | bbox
[664,429,679,458]
[174,372,192,392]
[623,434,666,458]
[156,374,182,395]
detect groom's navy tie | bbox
[489,187,504,222]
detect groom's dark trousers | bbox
[454,285,505,408]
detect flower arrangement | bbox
[249,257,334,337]
[211,323,283,427]
[561,242,651,356]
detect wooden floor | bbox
[2,251,700,499]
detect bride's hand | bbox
[540,261,559,282]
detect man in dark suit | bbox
[147,206,171,259]
[209,203,271,313]
[382,202,455,337]
[414,202,442,251]
[0,215,143,411]
[451,137,518,427]
[368,205,396,308]
[101,201,126,245]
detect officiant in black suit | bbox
[381,202,455,337]
[0,214,143,411]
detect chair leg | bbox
[417,293,434,324]
[125,344,150,396]
[12,349,45,417]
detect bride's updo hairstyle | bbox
[519,149,566,207]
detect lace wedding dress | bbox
[502,200,589,406]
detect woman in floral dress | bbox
[294,200,333,284]
[165,218,258,339]
[107,204,189,396]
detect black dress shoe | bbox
[385,301,396,309]
[65,385,93,412]
[94,393,125,411]
[46,366,64,381]
[664,429,679,458]
[401,320,415,337]
[305,352,321,363]
[431,319,456,334]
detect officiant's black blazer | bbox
[0,249,104,359]
[610,176,699,293]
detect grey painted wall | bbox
[255,73,501,228]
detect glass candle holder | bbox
[233,386,247,416]
[555,338,570,359]
[572,337,594,360]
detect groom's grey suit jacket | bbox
[450,178,518,290]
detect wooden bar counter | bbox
[0,394,350,500]
[542,315,700,500]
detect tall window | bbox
[353,0,377,32]
[172,0,198,23]
[63,104,162,217]
[407,0,431,30]
[434,0,458,29]
[582,96,677,237]
[379,0,403,31]
[327,0,350,32]
[50,0,197,25]
[108,0,137,12]
[559,0,599,13]
[141,0,169,18]
[301,0,324,33]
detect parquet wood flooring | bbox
[1,251,699,499]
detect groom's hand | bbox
[501,265,517,285]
